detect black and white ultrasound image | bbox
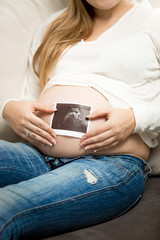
[51,103,91,136]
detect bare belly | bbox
[34,86,150,161]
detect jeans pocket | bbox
[107,159,139,184]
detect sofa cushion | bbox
[148,135,160,175]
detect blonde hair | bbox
[33,0,94,91]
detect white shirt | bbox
[1,2,160,148]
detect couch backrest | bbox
[0,0,69,141]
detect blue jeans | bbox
[0,140,151,240]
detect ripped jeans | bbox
[0,140,151,240]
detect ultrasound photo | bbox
[50,103,92,138]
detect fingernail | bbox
[80,141,87,147]
[46,142,53,147]
[51,131,56,138]
[51,139,56,145]
[81,135,87,140]
[85,146,90,150]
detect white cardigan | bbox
[1,2,160,148]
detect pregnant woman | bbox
[0,0,160,239]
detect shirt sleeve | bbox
[148,8,160,62]
[133,105,160,134]
[133,8,160,135]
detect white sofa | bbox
[0,1,160,240]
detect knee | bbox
[0,141,26,187]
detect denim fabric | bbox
[0,140,150,240]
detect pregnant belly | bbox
[34,85,150,161]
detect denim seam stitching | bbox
[109,155,145,167]
[108,161,138,176]
[0,167,141,235]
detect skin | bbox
[86,0,128,14]
[3,101,57,147]
[3,0,135,150]
[80,105,135,152]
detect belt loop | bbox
[43,155,65,170]
[43,155,48,161]
[43,155,52,169]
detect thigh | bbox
[0,154,145,240]
[0,140,50,187]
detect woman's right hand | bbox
[3,100,57,147]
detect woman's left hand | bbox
[80,106,136,152]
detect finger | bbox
[81,122,110,142]
[29,114,56,138]
[81,129,112,148]
[27,120,56,141]
[22,132,46,147]
[84,137,118,151]
[24,130,55,147]
[24,114,57,146]
[94,140,120,153]
[25,125,56,147]
[33,102,56,114]
[87,109,108,120]
[33,126,56,144]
